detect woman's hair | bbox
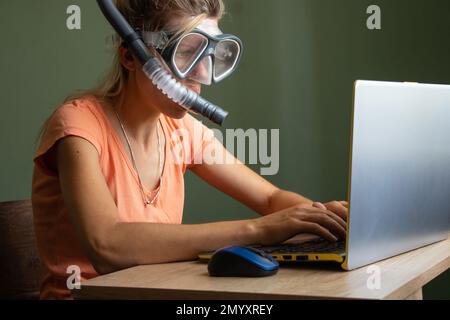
[68,0,224,102]
[37,0,224,142]
[81,0,224,100]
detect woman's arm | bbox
[56,136,255,273]
[190,159,313,216]
[189,146,348,219]
[56,136,345,274]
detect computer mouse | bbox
[208,246,279,277]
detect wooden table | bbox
[73,237,449,300]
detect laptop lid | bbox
[343,80,450,270]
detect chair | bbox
[0,200,43,299]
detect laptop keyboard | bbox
[255,238,346,255]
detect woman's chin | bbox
[164,101,189,119]
[173,109,188,119]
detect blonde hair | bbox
[38,0,224,141]
[78,0,225,103]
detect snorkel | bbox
[97,0,229,126]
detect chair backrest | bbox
[0,200,43,299]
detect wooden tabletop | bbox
[73,236,450,300]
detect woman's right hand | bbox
[251,204,347,246]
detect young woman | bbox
[32,0,348,299]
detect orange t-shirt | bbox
[32,95,217,299]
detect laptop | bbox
[199,80,450,270]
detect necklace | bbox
[113,108,163,207]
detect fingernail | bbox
[315,202,326,210]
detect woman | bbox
[32,0,348,299]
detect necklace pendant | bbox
[114,108,163,210]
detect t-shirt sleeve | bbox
[34,99,105,176]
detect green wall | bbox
[0,0,448,298]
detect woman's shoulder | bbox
[44,95,108,136]
[38,95,107,160]
[53,95,103,120]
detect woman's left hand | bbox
[313,201,349,222]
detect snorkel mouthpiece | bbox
[143,58,229,126]
[97,0,228,126]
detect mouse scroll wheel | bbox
[247,247,271,259]
[246,247,263,254]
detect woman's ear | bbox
[118,46,136,71]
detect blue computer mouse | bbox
[208,246,279,277]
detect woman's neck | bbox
[112,83,161,153]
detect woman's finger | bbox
[303,213,347,240]
[340,201,349,209]
[325,201,348,222]
[308,206,347,235]
[297,221,338,242]
[312,202,327,210]
[324,210,347,230]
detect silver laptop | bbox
[199,80,450,270]
[344,80,450,270]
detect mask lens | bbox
[188,56,213,85]
[214,39,240,81]
[173,33,208,74]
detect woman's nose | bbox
[190,57,210,81]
